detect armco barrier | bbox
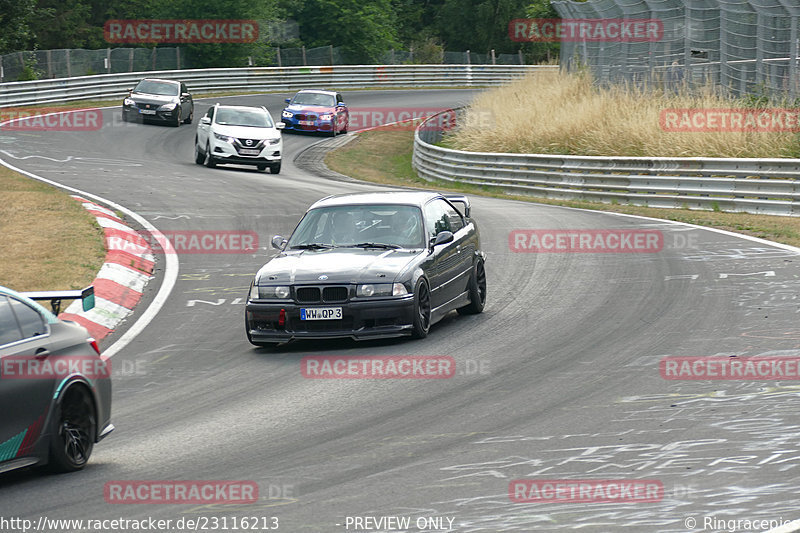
[413,109,800,216]
[0,64,554,107]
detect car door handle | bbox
[35,348,49,359]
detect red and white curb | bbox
[59,196,154,340]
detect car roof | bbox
[138,78,180,85]
[309,191,444,209]
[0,285,58,322]
[294,89,338,96]
[214,104,267,111]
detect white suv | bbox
[195,104,284,174]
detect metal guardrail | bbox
[413,109,800,217]
[0,64,554,107]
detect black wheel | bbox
[183,106,193,124]
[269,162,281,174]
[171,108,181,127]
[48,385,96,473]
[194,137,204,164]
[121,111,130,123]
[204,142,216,168]
[257,164,267,171]
[411,279,431,339]
[329,118,337,137]
[458,258,487,315]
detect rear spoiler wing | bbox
[22,286,95,315]
[444,194,471,217]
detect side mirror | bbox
[271,235,287,250]
[276,122,285,130]
[200,117,211,125]
[285,98,291,104]
[432,231,454,247]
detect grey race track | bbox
[2,89,800,532]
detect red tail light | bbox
[278,309,286,326]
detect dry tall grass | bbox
[448,72,800,158]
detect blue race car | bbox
[281,90,349,136]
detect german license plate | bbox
[139,109,156,115]
[301,307,342,320]
[239,148,260,156]
[299,120,315,126]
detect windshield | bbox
[291,92,336,106]
[214,108,274,127]
[287,205,425,249]
[133,80,179,96]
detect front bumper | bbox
[123,104,179,123]
[246,296,415,342]
[210,140,281,165]
[281,117,335,132]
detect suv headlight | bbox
[214,132,234,143]
[282,110,293,118]
[160,103,177,111]
[357,283,408,297]
[268,138,280,145]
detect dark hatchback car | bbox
[122,78,194,127]
[0,286,113,474]
[245,191,486,345]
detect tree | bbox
[293,0,399,63]
[436,0,530,55]
[0,0,37,54]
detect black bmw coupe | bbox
[245,191,486,345]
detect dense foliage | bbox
[0,0,559,67]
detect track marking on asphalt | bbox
[0,154,179,358]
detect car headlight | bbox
[249,283,259,300]
[214,132,234,143]
[268,138,280,145]
[123,98,135,106]
[258,286,291,299]
[282,110,293,118]
[320,114,333,121]
[357,283,408,297]
[160,103,177,111]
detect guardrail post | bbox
[176,47,181,70]
[302,46,306,66]
[329,44,334,65]
[1,55,4,82]
[129,48,134,72]
[277,47,282,67]
[151,47,156,71]
[106,48,111,73]
[64,49,70,78]
[518,50,523,65]
[47,50,53,79]
[491,49,496,65]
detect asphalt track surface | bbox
[2,89,800,532]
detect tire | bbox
[171,108,181,127]
[48,385,96,473]
[411,279,431,339]
[204,143,216,168]
[457,258,487,315]
[257,164,267,171]
[329,118,337,137]
[194,138,204,164]
[269,162,281,174]
[183,106,193,124]
[121,111,129,123]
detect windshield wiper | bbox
[290,243,335,250]
[350,242,401,250]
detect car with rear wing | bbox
[0,285,113,474]
[245,191,486,345]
